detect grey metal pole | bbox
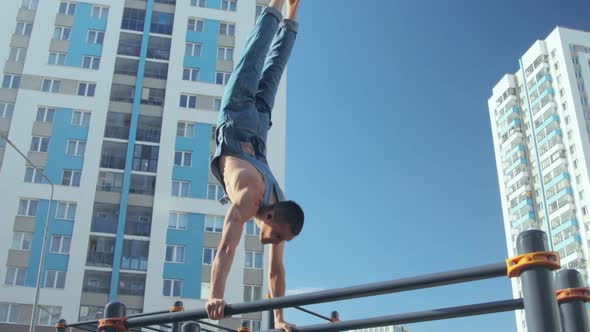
[101,302,126,332]
[182,322,201,332]
[171,301,183,332]
[516,230,561,331]
[260,299,524,332]
[555,269,590,332]
[126,262,506,328]
[1,134,56,332]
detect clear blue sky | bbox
[276,1,590,331]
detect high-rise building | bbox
[0,0,287,331]
[346,325,410,332]
[488,26,590,331]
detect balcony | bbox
[121,8,146,33]
[110,84,135,103]
[91,203,120,234]
[132,144,158,173]
[150,11,174,35]
[129,174,156,195]
[144,61,168,80]
[97,171,124,193]
[101,141,127,170]
[125,206,152,237]
[83,270,111,294]
[86,235,116,267]
[114,58,139,77]
[140,87,165,106]
[105,112,131,140]
[147,36,171,61]
[135,115,161,143]
[120,239,149,271]
[118,273,146,296]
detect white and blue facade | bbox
[0,0,286,331]
[488,27,590,332]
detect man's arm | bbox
[206,188,259,320]
[269,242,294,332]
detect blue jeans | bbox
[211,6,298,207]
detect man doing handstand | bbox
[206,1,304,331]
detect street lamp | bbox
[0,133,55,332]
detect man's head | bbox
[259,200,304,245]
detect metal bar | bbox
[66,320,100,328]
[142,326,169,332]
[195,320,236,332]
[182,322,201,332]
[127,262,506,327]
[69,326,97,332]
[263,299,524,332]
[516,230,561,331]
[293,306,332,321]
[103,302,127,332]
[555,269,590,332]
[66,310,170,328]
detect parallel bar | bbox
[142,326,169,332]
[293,306,332,321]
[66,310,169,328]
[195,320,237,332]
[126,262,506,327]
[264,299,524,332]
[69,326,96,332]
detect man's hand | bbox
[274,320,295,332]
[205,298,226,320]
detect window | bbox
[38,305,61,326]
[36,107,55,123]
[191,0,206,7]
[174,151,192,167]
[30,136,50,152]
[122,8,146,32]
[0,303,28,324]
[171,180,190,197]
[217,47,234,61]
[9,47,27,63]
[245,251,263,269]
[177,122,195,137]
[15,22,33,36]
[87,30,105,44]
[22,0,39,10]
[165,245,185,263]
[188,18,204,32]
[56,202,76,220]
[2,74,21,89]
[242,320,261,331]
[24,167,44,183]
[91,6,109,19]
[66,140,86,157]
[59,2,76,15]
[207,183,225,200]
[202,248,217,265]
[77,82,96,96]
[256,5,264,17]
[50,235,71,254]
[182,67,200,81]
[82,56,100,70]
[205,215,223,233]
[221,0,237,11]
[62,170,81,187]
[185,42,202,57]
[582,97,588,105]
[17,199,38,217]
[12,232,32,250]
[44,270,66,288]
[216,72,231,85]
[48,52,66,65]
[245,220,260,236]
[179,94,197,109]
[5,267,26,286]
[200,282,210,300]
[72,111,91,127]
[42,79,61,93]
[53,26,71,40]
[219,23,235,36]
[163,279,182,297]
[213,98,222,112]
[168,212,188,230]
[243,285,262,302]
[0,103,14,119]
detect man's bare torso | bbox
[219,155,277,221]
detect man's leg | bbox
[254,0,300,117]
[221,0,286,110]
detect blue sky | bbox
[275,1,590,331]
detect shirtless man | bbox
[206,1,304,331]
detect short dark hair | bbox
[273,200,304,236]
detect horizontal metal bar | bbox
[265,299,524,332]
[142,326,169,332]
[196,319,237,332]
[66,310,170,327]
[70,325,97,332]
[126,262,506,328]
[293,306,332,321]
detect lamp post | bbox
[0,133,55,332]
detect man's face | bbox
[259,211,295,245]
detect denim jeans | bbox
[211,6,298,207]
